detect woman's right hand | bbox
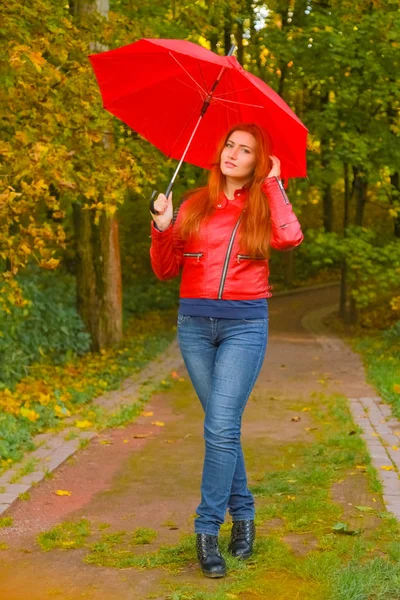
[151,192,173,231]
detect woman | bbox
[149,123,304,578]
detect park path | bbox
[0,284,399,600]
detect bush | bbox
[0,267,91,390]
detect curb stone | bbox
[0,339,184,516]
[302,304,400,520]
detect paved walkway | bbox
[0,284,399,599]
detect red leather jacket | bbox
[150,176,304,300]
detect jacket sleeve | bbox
[262,176,304,252]
[149,206,185,280]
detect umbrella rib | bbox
[195,59,210,95]
[168,52,207,97]
[167,99,204,159]
[210,97,241,115]
[212,97,265,109]
[175,78,205,101]
[213,86,254,98]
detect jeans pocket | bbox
[241,318,268,324]
[177,314,191,325]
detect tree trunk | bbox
[390,172,400,237]
[283,250,294,287]
[73,205,122,351]
[340,163,350,321]
[224,7,232,55]
[236,18,244,65]
[353,166,368,226]
[72,0,123,349]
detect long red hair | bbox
[178,123,273,258]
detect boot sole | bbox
[202,569,227,578]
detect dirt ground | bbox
[0,285,384,600]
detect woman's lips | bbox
[224,162,236,168]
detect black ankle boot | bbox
[196,533,226,578]
[228,520,256,559]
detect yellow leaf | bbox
[123,440,129,443]
[20,244,31,255]
[380,465,394,471]
[28,51,46,72]
[55,490,72,496]
[75,420,92,429]
[393,384,400,394]
[141,411,153,417]
[151,421,165,427]
[40,258,60,270]
[302,407,311,412]
[392,446,399,451]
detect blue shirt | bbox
[179,298,268,319]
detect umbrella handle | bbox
[149,190,160,215]
[149,180,174,215]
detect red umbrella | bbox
[88,38,308,192]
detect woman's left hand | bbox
[266,155,281,178]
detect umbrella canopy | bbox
[88,38,308,181]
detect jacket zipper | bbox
[275,176,290,205]
[217,212,245,299]
[237,254,266,263]
[183,252,203,262]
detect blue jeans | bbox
[177,314,268,536]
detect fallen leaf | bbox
[332,522,363,535]
[380,465,394,471]
[151,421,165,427]
[171,371,179,379]
[291,416,301,422]
[141,411,154,417]
[133,433,152,439]
[99,440,113,445]
[302,407,311,412]
[75,420,92,429]
[55,490,72,496]
[178,378,185,382]
[123,440,129,443]
[305,427,318,431]
[392,446,399,451]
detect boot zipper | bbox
[217,212,245,299]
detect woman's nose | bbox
[228,147,238,160]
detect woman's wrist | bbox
[153,219,172,232]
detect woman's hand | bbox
[266,155,281,179]
[151,192,173,231]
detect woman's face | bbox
[220,130,257,180]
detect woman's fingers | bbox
[154,193,168,214]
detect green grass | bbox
[37,518,92,551]
[35,391,400,599]
[0,516,13,528]
[353,329,400,418]
[9,458,38,483]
